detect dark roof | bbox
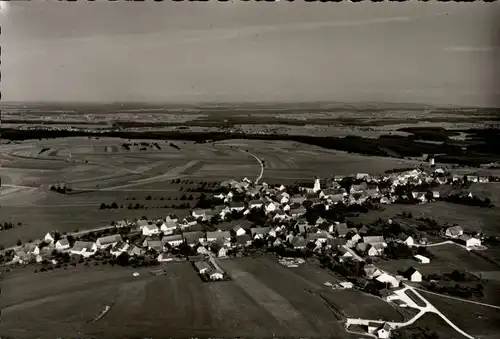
[251,227,270,236]
[236,234,251,245]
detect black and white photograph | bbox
[1,1,500,338]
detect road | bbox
[235,149,264,184]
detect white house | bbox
[160,221,177,235]
[458,235,481,248]
[55,239,70,251]
[142,224,160,236]
[414,254,430,264]
[96,234,123,249]
[399,235,414,247]
[232,225,247,236]
[209,270,224,281]
[376,323,392,339]
[265,201,278,213]
[44,232,56,244]
[251,227,271,240]
[404,267,422,282]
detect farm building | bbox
[192,209,211,219]
[183,231,205,247]
[457,235,481,248]
[96,234,123,249]
[194,261,212,274]
[404,267,422,282]
[290,207,307,217]
[70,241,97,258]
[55,239,70,251]
[157,253,175,262]
[206,231,231,243]
[143,237,163,251]
[363,236,386,246]
[376,323,392,339]
[229,202,246,212]
[445,226,464,238]
[414,254,430,264]
[375,273,400,288]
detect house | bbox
[157,253,175,262]
[398,234,414,247]
[210,242,228,258]
[251,227,270,239]
[367,244,385,256]
[363,236,386,246]
[110,241,129,257]
[206,231,231,243]
[412,191,428,203]
[70,241,97,258]
[445,226,464,238]
[335,223,349,237]
[13,250,30,264]
[350,182,368,193]
[296,221,312,234]
[457,235,481,248]
[329,193,345,204]
[272,238,283,247]
[414,254,430,264]
[232,225,247,237]
[356,173,370,180]
[194,261,212,274]
[55,239,70,251]
[432,191,440,199]
[96,234,123,249]
[162,234,184,247]
[467,175,479,183]
[160,221,177,235]
[127,245,142,257]
[404,267,422,282]
[346,233,361,248]
[376,323,392,339]
[289,206,307,217]
[358,225,369,234]
[479,176,489,183]
[229,202,246,212]
[306,232,329,244]
[44,232,56,244]
[143,238,163,251]
[326,237,346,250]
[290,235,306,249]
[273,211,290,221]
[236,234,252,247]
[142,224,160,236]
[375,273,400,288]
[183,231,204,247]
[265,201,278,213]
[290,194,306,204]
[337,246,354,262]
[179,216,197,229]
[249,200,265,209]
[209,269,225,281]
[192,208,211,219]
[364,264,383,279]
[166,214,178,223]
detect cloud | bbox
[444,46,500,53]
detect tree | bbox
[111,202,118,209]
[117,252,130,266]
[16,239,22,246]
[100,203,107,210]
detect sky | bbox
[1,1,499,106]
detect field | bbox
[348,201,500,236]
[422,291,500,339]
[218,256,405,323]
[0,258,372,339]
[398,313,472,339]
[0,137,427,246]
[376,244,500,278]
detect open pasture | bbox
[376,244,499,277]
[219,256,404,323]
[422,291,500,338]
[0,261,358,339]
[348,202,500,236]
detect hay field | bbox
[0,261,359,339]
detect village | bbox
[3,161,500,339]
